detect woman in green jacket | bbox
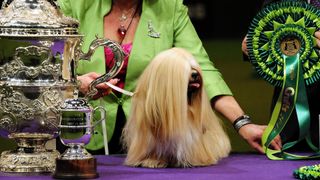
[56,0,281,154]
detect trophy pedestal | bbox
[0,149,59,172]
[53,158,98,179]
[53,143,99,179]
[0,133,59,173]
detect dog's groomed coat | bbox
[122,48,231,168]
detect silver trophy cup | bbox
[53,98,106,179]
[0,0,125,173]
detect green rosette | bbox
[294,164,320,180]
[246,0,320,161]
[247,0,320,87]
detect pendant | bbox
[120,13,127,21]
[117,25,127,38]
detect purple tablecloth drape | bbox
[0,153,319,179]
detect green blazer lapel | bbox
[125,0,162,93]
[100,0,112,17]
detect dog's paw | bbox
[140,159,168,168]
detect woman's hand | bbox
[238,124,282,154]
[241,35,248,56]
[77,72,119,97]
[315,31,320,48]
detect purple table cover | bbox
[0,153,319,180]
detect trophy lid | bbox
[0,0,80,37]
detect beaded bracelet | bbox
[232,115,252,132]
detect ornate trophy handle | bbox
[92,106,106,128]
[80,37,126,99]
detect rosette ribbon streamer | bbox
[246,1,320,160]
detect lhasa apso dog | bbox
[122,47,230,168]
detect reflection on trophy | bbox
[0,0,125,173]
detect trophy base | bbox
[0,133,58,173]
[0,149,59,173]
[53,157,99,179]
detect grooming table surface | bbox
[0,153,318,179]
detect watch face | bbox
[280,37,301,56]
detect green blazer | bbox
[58,0,232,150]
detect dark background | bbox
[184,0,264,39]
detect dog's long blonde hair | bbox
[122,47,230,167]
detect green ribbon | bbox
[262,53,320,160]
